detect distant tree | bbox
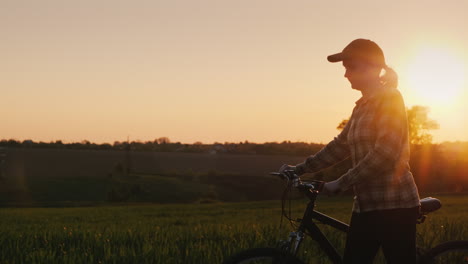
[156,137,170,144]
[336,105,439,145]
[407,106,439,145]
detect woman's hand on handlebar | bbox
[278,164,296,174]
[323,180,340,195]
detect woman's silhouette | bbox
[280,39,420,264]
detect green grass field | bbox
[0,195,467,264]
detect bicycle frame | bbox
[288,190,349,264]
[251,173,456,264]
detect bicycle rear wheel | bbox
[421,240,468,264]
[224,248,305,264]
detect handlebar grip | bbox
[270,171,296,180]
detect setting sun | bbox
[404,47,465,107]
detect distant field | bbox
[0,195,467,264]
[0,148,304,205]
[3,148,304,178]
[2,148,467,206]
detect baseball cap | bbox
[327,39,386,67]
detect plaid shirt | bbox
[297,87,420,212]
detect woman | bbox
[280,39,421,264]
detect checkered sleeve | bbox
[295,118,351,175]
[336,90,406,191]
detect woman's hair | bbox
[380,65,398,89]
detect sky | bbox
[2,0,468,144]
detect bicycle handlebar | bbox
[270,172,325,193]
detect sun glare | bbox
[405,47,465,107]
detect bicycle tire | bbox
[419,240,468,264]
[224,248,306,264]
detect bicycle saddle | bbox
[420,197,442,213]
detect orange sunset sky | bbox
[2,0,468,144]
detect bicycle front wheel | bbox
[224,248,305,264]
[421,240,468,264]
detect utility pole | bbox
[0,147,6,180]
[125,136,132,176]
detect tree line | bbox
[0,138,325,156]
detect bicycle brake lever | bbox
[269,172,288,180]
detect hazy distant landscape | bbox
[0,146,305,206]
[1,140,468,206]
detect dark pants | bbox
[343,207,419,264]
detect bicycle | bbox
[224,170,468,264]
